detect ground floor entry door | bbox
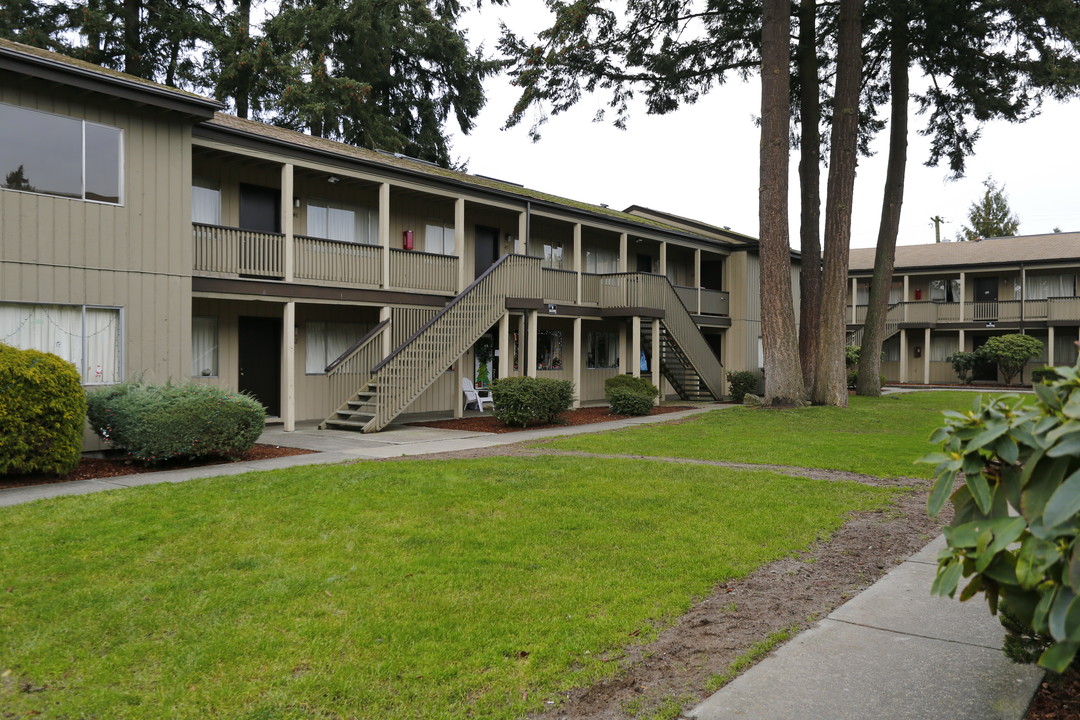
[238,316,282,416]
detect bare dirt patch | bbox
[409,404,700,433]
[0,444,317,490]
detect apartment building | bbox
[0,38,771,435]
[848,233,1080,384]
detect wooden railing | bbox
[364,254,543,431]
[193,223,284,278]
[542,267,577,302]
[325,320,390,408]
[1049,297,1080,321]
[581,273,601,304]
[295,235,381,286]
[389,249,457,293]
[673,286,730,316]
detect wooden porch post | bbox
[959,272,966,322]
[379,183,391,288]
[1048,326,1055,366]
[899,330,909,383]
[527,310,538,377]
[573,223,582,303]
[923,327,931,384]
[379,306,391,359]
[518,210,528,255]
[281,164,294,283]
[572,317,582,408]
[619,233,628,273]
[631,316,641,378]
[651,317,661,403]
[499,312,511,380]
[282,301,296,431]
[694,248,702,314]
[455,197,466,293]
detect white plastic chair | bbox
[462,377,494,412]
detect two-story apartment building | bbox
[848,233,1080,385]
[0,38,770,436]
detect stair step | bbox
[325,419,371,429]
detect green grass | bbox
[539,392,1023,478]
[0,456,897,719]
[704,626,796,692]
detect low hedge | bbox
[608,387,654,416]
[86,382,266,463]
[491,377,575,427]
[726,370,758,403]
[604,375,659,400]
[0,343,86,476]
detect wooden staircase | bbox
[642,324,716,401]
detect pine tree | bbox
[955,177,1021,241]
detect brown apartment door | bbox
[238,316,281,416]
[475,225,500,278]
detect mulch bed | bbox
[1026,667,1080,720]
[409,404,699,433]
[0,444,318,491]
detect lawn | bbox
[0,456,897,719]
[538,392,1023,478]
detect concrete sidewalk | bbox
[0,406,718,507]
[687,535,1044,720]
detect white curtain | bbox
[0,303,120,383]
[306,321,371,373]
[929,334,958,362]
[1027,274,1075,300]
[192,180,221,225]
[585,247,617,274]
[424,223,453,254]
[191,315,219,377]
[883,336,900,362]
[1055,333,1079,364]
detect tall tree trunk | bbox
[123,0,143,77]
[235,0,252,118]
[759,0,806,405]
[797,0,822,391]
[857,7,909,396]
[811,0,863,406]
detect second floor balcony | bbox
[848,297,1080,326]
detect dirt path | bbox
[381,443,948,720]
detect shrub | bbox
[604,374,660,400]
[921,358,1080,672]
[0,343,86,475]
[1031,366,1063,385]
[726,371,758,403]
[981,334,1044,385]
[608,387,654,416]
[847,370,887,390]
[946,350,985,385]
[86,381,266,463]
[845,345,861,368]
[490,377,575,427]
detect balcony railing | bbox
[542,267,577,302]
[673,286,730,317]
[193,223,284,278]
[389,249,457,294]
[848,297,1080,325]
[295,235,381,287]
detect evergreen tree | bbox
[955,177,1021,241]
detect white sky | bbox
[449,2,1080,249]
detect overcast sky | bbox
[449,3,1080,249]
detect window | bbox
[305,321,371,373]
[882,336,900,362]
[929,278,960,302]
[929,335,958,362]
[0,302,122,384]
[192,178,221,225]
[308,200,376,244]
[0,103,122,204]
[424,222,455,255]
[1025,274,1076,301]
[587,331,619,369]
[1055,333,1079,364]
[530,238,565,269]
[537,330,563,370]
[192,316,219,376]
[585,247,618,274]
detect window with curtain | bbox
[889,281,904,303]
[587,331,619,369]
[537,330,563,370]
[585,247,618,274]
[308,200,376,244]
[883,336,900,362]
[1025,274,1076,300]
[1027,333,1049,362]
[930,278,960,302]
[191,316,219,376]
[192,178,221,225]
[305,321,371,373]
[0,103,122,204]
[1055,333,1079,364]
[855,281,870,305]
[0,302,122,383]
[423,222,455,255]
[929,334,958,362]
[529,238,565,269]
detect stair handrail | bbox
[325,319,390,374]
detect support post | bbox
[454,359,464,418]
[282,301,295,431]
[924,327,932,384]
[572,317,582,408]
[619,320,628,374]
[694,248,702,314]
[903,275,910,321]
[573,223,582,303]
[281,164,294,283]
[379,183,391,288]
[899,330,909,383]
[517,314,526,377]
[631,316,641,378]
[651,317,661,404]
[455,197,466,293]
[518,210,528,255]
[959,272,966,322]
[658,241,667,278]
[499,312,511,380]
[851,277,858,324]
[1048,326,1055,367]
[527,310,538,377]
[619,233,628,273]
[379,306,391,359]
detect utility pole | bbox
[930,215,944,243]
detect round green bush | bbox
[604,374,659,400]
[608,387,654,416]
[0,343,86,475]
[491,377,575,427]
[726,370,758,403]
[86,382,266,463]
